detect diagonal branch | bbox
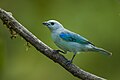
[0,8,105,80]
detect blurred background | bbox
[0,0,120,80]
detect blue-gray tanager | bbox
[43,20,112,64]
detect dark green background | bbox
[0,0,120,80]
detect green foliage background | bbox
[0,0,120,80]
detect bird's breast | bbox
[51,32,68,50]
[51,32,59,42]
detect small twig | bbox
[0,8,105,80]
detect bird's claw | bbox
[53,50,65,54]
[66,60,72,65]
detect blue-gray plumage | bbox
[59,32,94,45]
[43,20,112,64]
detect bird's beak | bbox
[42,22,49,26]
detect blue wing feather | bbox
[59,31,94,45]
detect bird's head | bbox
[43,20,64,31]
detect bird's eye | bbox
[51,22,54,25]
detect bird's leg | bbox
[67,53,76,65]
[53,50,65,54]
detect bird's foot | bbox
[53,50,65,54]
[66,60,72,65]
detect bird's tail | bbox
[92,47,112,56]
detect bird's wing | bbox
[59,31,94,45]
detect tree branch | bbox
[0,8,105,80]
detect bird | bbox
[43,20,112,64]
